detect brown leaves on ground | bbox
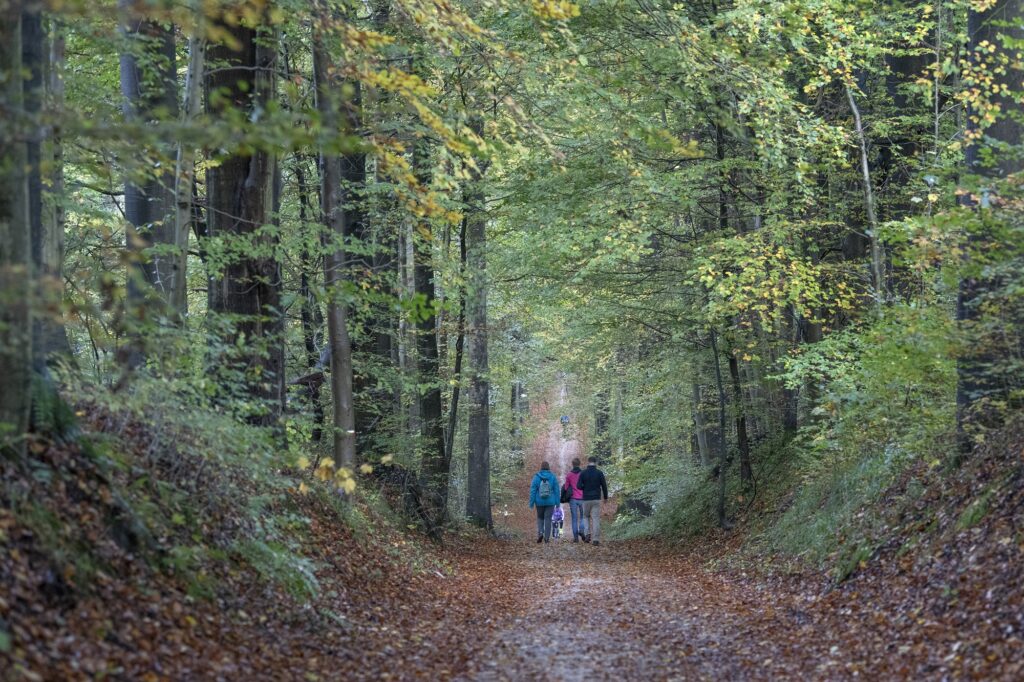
[4,399,1024,680]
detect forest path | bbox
[452,387,824,681]
[454,541,813,681]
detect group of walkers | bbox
[528,456,609,545]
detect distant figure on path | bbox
[529,461,560,543]
[552,504,564,538]
[577,456,609,545]
[563,457,586,542]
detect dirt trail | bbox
[443,388,1024,681]
[456,390,797,680]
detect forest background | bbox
[1,0,1023,662]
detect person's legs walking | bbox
[535,505,547,542]
[542,505,554,542]
[589,501,601,543]
[581,500,592,542]
[569,499,583,540]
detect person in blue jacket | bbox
[529,461,560,544]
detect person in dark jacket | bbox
[577,456,608,545]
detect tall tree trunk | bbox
[728,348,752,485]
[444,218,466,467]
[692,382,711,466]
[171,5,205,317]
[465,152,491,529]
[312,35,356,468]
[594,390,610,460]
[845,84,885,308]
[295,158,325,442]
[205,10,283,426]
[957,0,1024,448]
[1,1,32,455]
[410,103,449,531]
[710,330,729,528]
[24,7,69,372]
[119,0,178,364]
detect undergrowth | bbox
[3,374,443,610]
[612,307,959,580]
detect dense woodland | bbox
[1,0,1024,677]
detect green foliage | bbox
[780,305,957,470]
[234,539,320,601]
[956,491,993,530]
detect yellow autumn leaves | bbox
[295,455,393,495]
[531,0,581,22]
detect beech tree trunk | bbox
[728,349,752,485]
[171,6,205,316]
[24,7,69,372]
[205,11,284,426]
[444,218,466,467]
[1,0,31,455]
[465,152,491,529]
[710,330,729,528]
[692,382,711,466]
[119,0,178,359]
[411,112,449,531]
[312,36,356,468]
[295,158,325,442]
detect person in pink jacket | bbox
[562,457,586,542]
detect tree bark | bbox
[728,348,752,485]
[24,8,69,372]
[205,9,283,426]
[1,0,32,455]
[410,93,449,531]
[465,150,491,529]
[845,83,885,308]
[295,158,325,442]
[444,218,466,468]
[119,0,178,360]
[692,382,711,466]
[171,5,205,317]
[710,330,729,528]
[313,35,356,468]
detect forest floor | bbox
[4,390,1024,679]
[450,391,1024,681]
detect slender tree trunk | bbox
[171,6,205,317]
[410,108,449,530]
[465,151,491,529]
[119,0,178,362]
[692,382,711,466]
[1,1,32,455]
[594,390,611,460]
[312,36,356,468]
[710,330,729,528]
[728,348,752,485]
[205,10,283,425]
[445,217,466,466]
[295,159,325,442]
[845,83,885,308]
